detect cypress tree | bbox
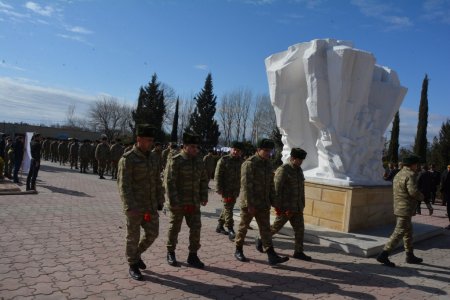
[171,97,179,142]
[387,111,400,163]
[188,73,220,148]
[413,74,429,163]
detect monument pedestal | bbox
[304,181,394,232]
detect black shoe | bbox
[255,236,263,253]
[216,224,229,235]
[267,247,289,265]
[227,227,235,240]
[187,253,205,269]
[376,250,395,267]
[129,264,143,281]
[167,251,178,266]
[406,252,423,264]
[137,259,147,270]
[100,176,105,179]
[234,247,249,262]
[293,251,312,261]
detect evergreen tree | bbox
[188,73,220,148]
[387,111,400,163]
[430,120,450,170]
[413,74,429,163]
[171,97,179,142]
[131,73,166,141]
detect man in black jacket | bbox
[26,133,43,191]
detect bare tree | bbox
[178,95,195,144]
[218,94,234,145]
[65,104,76,127]
[88,96,132,140]
[250,94,276,144]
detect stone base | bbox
[304,181,395,232]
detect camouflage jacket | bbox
[164,151,208,209]
[79,143,91,160]
[117,145,164,212]
[274,162,305,212]
[58,143,68,155]
[393,166,424,217]
[203,154,217,174]
[95,143,110,161]
[110,143,124,161]
[214,154,243,199]
[240,153,275,209]
[69,142,79,157]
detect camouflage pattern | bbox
[58,141,69,165]
[50,140,58,162]
[393,166,424,217]
[215,154,243,227]
[235,153,276,252]
[4,141,13,177]
[164,150,208,252]
[118,144,164,265]
[383,165,424,253]
[110,143,124,179]
[203,153,217,179]
[239,154,275,209]
[69,141,79,169]
[95,142,110,177]
[271,213,305,252]
[42,138,51,161]
[78,142,91,173]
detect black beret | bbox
[402,154,420,165]
[291,148,307,159]
[257,138,275,149]
[136,124,155,138]
[231,141,245,150]
[183,132,201,145]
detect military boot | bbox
[255,236,263,253]
[406,252,423,264]
[167,251,179,267]
[129,264,143,281]
[137,258,147,270]
[234,247,248,262]
[293,251,312,261]
[187,253,205,269]
[267,247,289,265]
[376,250,395,267]
[227,227,235,240]
[426,202,434,215]
[216,224,229,235]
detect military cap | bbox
[100,134,108,140]
[231,141,245,150]
[401,154,420,165]
[257,138,275,149]
[291,148,307,159]
[183,132,201,145]
[136,124,155,137]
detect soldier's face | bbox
[137,136,154,152]
[184,144,199,158]
[292,157,304,167]
[230,148,242,157]
[257,148,271,160]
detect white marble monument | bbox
[265,39,407,186]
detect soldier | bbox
[4,137,13,179]
[417,165,433,215]
[377,154,424,267]
[118,124,164,281]
[256,148,312,261]
[95,136,110,179]
[214,141,245,239]
[429,164,440,205]
[164,143,179,169]
[440,165,450,228]
[12,135,24,183]
[152,142,163,172]
[26,133,43,191]
[69,138,80,170]
[41,137,50,161]
[234,138,289,265]
[50,138,58,163]
[110,138,124,180]
[91,140,99,174]
[164,132,208,269]
[79,139,91,173]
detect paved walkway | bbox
[0,161,449,300]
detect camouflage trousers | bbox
[98,159,107,176]
[167,210,202,253]
[235,207,273,251]
[218,199,236,228]
[125,210,159,265]
[383,216,413,253]
[110,160,119,179]
[271,212,305,252]
[79,158,89,172]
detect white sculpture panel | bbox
[265,39,407,186]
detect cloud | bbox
[422,0,450,24]
[0,1,12,10]
[0,60,26,71]
[0,77,97,125]
[351,0,413,29]
[57,33,93,46]
[24,1,54,17]
[68,26,93,34]
[194,64,209,70]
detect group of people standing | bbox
[117,124,310,281]
[0,133,26,185]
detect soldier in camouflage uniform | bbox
[234,139,289,265]
[78,140,91,173]
[95,136,110,179]
[69,139,79,170]
[151,142,163,172]
[118,124,164,281]
[203,149,217,181]
[377,154,424,267]
[58,140,68,165]
[164,133,208,269]
[214,141,244,239]
[110,138,124,180]
[164,143,179,169]
[42,137,50,161]
[256,148,312,261]
[50,139,58,162]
